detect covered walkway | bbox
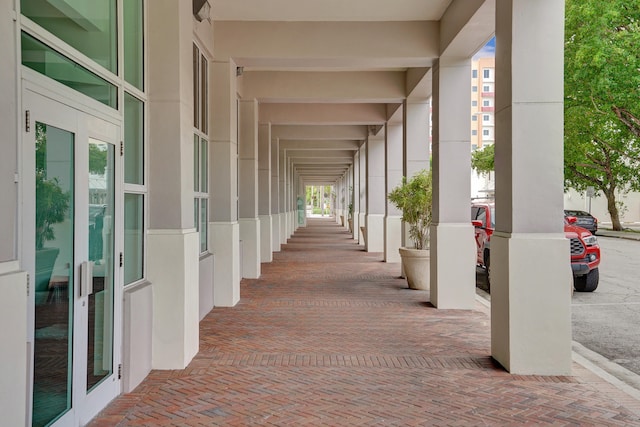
[91,219,640,426]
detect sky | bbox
[473,36,495,59]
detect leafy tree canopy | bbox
[565,0,640,229]
[471,144,494,175]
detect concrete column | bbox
[238,99,260,279]
[358,142,367,247]
[366,131,385,252]
[385,122,403,263]
[258,123,273,263]
[403,98,431,249]
[353,150,361,241]
[279,146,287,244]
[147,0,199,368]
[492,0,571,375]
[211,59,240,306]
[271,138,281,251]
[430,57,476,310]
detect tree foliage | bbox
[471,144,494,175]
[565,0,640,230]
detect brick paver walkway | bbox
[91,217,640,426]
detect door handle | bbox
[80,260,94,297]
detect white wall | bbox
[564,189,640,225]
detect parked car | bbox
[564,209,598,234]
[472,202,601,292]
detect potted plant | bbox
[388,169,432,290]
[347,202,354,233]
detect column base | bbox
[384,215,402,263]
[430,223,476,309]
[210,221,240,307]
[148,229,200,369]
[366,214,384,252]
[491,232,572,375]
[0,261,27,427]
[239,218,261,279]
[259,214,273,263]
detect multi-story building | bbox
[471,57,496,151]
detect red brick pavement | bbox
[90,217,640,426]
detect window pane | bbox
[200,138,208,193]
[193,134,199,192]
[200,55,207,133]
[22,32,117,108]
[123,0,144,89]
[193,44,199,129]
[21,0,117,73]
[124,193,144,285]
[194,198,199,230]
[200,200,208,253]
[124,93,144,184]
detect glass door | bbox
[25,90,121,427]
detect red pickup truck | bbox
[471,202,601,292]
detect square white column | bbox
[492,0,571,375]
[385,123,403,263]
[211,60,241,303]
[238,99,261,278]
[431,58,476,309]
[258,124,273,262]
[271,138,281,252]
[366,132,385,252]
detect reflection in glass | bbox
[21,0,117,73]
[87,140,114,391]
[200,200,208,253]
[21,32,117,109]
[123,0,144,89]
[33,122,74,427]
[124,93,144,184]
[124,194,144,285]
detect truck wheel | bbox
[574,268,599,292]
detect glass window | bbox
[472,130,477,136]
[193,44,200,129]
[124,0,144,89]
[124,193,144,285]
[21,32,117,108]
[472,115,477,121]
[472,100,477,107]
[483,69,491,79]
[483,129,490,136]
[193,134,200,191]
[200,200,208,253]
[21,0,117,73]
[472,86,478,92]
[483,85,490,92]
[124,93,144,184]
[200,139,208,193]
[483,115,490,121]
[201,55,208,133]
[472,69,478,78]
[193,136,208,253]
[483,100,490,106]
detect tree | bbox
[565,0,640,230]
[471,144,494,175]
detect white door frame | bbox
[22,80,123,427]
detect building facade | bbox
[1,1,570,426]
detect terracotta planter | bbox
[360,226,367,246]
[340,215,345,227]
[399,247,430,290]
[348,218,353,233]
